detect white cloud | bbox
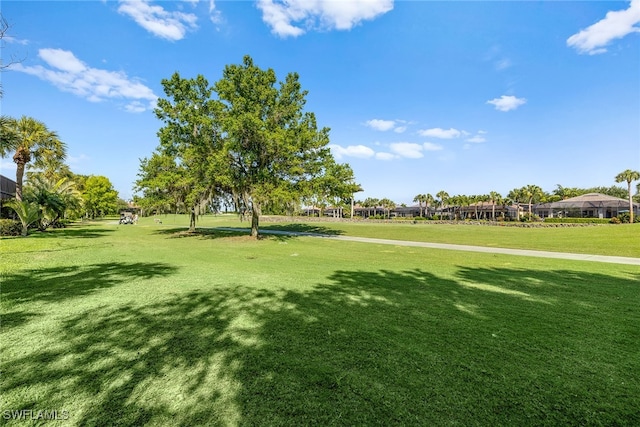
[366,118,410,133]
[209,0,223,25]
[466,135,486,143]
[329,144,375,160]
[567,0,640,55]
[486,95,526,112]
[14,48,158,112]
[256,0,394,38]
[331,139,446,161]
[375,152,396,160]
[389,142,423,159]
[118,0,198,41]
[366,119,396,131]
[495,58,512,71]
[418,127,461,139]
[423,142,443,151]
[124,101,148,113]
[38,48,86,73]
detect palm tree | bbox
[469,194,480,219]
[457,195,471,220]
[379,198,396,220]
[489,191,502,220]
[363,197,379,218]
[424,193,435,217]
[0,115,18,154]
[448,195,460,220]
[553,184,581,200]
[436,190,449,219]
[6,199,41,236]
[615,169,640,223]
[350,184,364,219]
[413,193,426,217]
[26,175,82,228]
[523,184,544,217]
[1,116,66,201]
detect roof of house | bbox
[550,193,635,209]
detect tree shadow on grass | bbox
[1,262,178,305]
[152,226,341,242]
[3,267,639,425]
[153,227,248,240]
[259,223,345,236]
[28,222,117,239]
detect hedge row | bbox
[543,217,611,224]
[0,219,22,236]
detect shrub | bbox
[544,217,610,224]
[519,213,542,222]
[51,219,70,228]
[0,219,22,236]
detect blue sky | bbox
[2,0,639,204]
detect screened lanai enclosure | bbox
[539,193,638,219]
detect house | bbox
[458,202,521,220]
[1,174,17,218]
[542,193,638,219]
[1,174,16,200]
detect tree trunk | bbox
[189,207,196,231]
[628,182,634,223]
[351,197,354,219]
[251,202,261,238]
[14,161,25,202]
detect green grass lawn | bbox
[146,213,640,258]
[1,219,639,425]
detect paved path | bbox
[216,227,640,266]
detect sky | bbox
[1,0,639,204]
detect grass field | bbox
[141,213,640,258]
[1,217,639,425]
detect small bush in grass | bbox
[614,213,640,224]
[0,219,22,236]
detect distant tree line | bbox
[1,116,125,235]
[361,176,639,223]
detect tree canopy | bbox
[83,175,118,219]
[140,55,358,236]
[1,116,66,201]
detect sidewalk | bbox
[216,227,640,266]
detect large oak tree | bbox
[147,56,353,237]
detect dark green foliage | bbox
[144,56,356,236]
[544,217,611,224]
[82,175,118,219]
[613,213,640,224]
[0,218,21,236]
